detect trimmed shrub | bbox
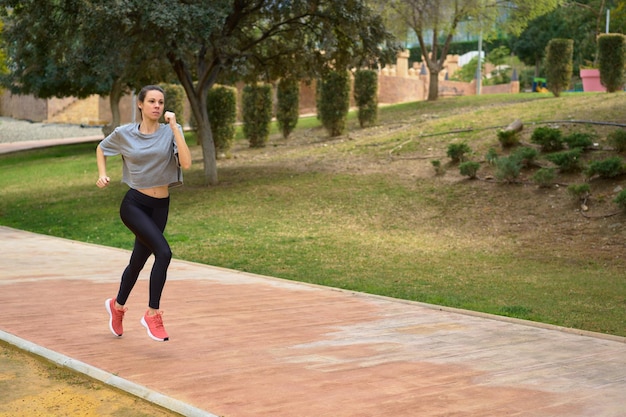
[242,84,273,148]
[276,77,300,139]
[563,132,594,149]
[353,69,378,128]
[160,83,185,124]
[614,189,626,211]
[318,70,350,137]
[585,156,625,178]
[485,147,499,165]
[598,34,626,93]
[447,142,471,162]
[511,147,538,168]
[207,85,237,154]
[495,155,521,182]
[567,183,590,201]
[459,161,480,179]
[431,159,445,176]
[497,129,519,148]
[545,38,573,97]
[531,126,563,152]
[532,168,556,187]
[545,148,583,172]
[608,129,626,152]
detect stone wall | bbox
[0,91,47,121]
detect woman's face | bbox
[139,90,165,121]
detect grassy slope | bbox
[1,92,625,336]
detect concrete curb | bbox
[0,329,218,417]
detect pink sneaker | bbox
[105,298,127,337]
[141,310,169,341]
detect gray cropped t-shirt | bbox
[98,123,183,189]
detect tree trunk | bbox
[186,88,218,186]
[171,54,219,186]
[198,121,218,186]
[428,69,440,101]
[535,58,541,78]
[102,78,124,137]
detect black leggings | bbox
[116,189,171,310]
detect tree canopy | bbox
[0,0,172,132]
[385,0,563,101]
[510,0,621,76]
[1,0,399,185]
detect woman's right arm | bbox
[96,145,110,188]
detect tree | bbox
[386,0,562,101]
[1,1,399,185]
[99,0,398,185]
[510,9,569,76]
[0,21,7,77]
[0,0,171,135]
[612,0,626,33]
[563,0,618,66]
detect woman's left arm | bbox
[165,111,192,170]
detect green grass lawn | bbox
[2,92,625,337]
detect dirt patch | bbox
[0,342,180,417]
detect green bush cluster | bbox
[608,129,626,152]
[614,189,626,211]
[545,148,583,172]
[532,168,556,187]
[492,147,538,182]
[545,38,573,97]
[276,77,300,139]
[207,85,237,154]
[585,156,624,179]
[317,70,350,137]
[242,84,273,148]
[485,147,498,165]
[495,155,521,182]
[497,129,519,148]
[447,142,471,162]
[353,69,378,128]
[531,126,564,152]
[567,183,590,201]
[598,34,626,93]
[459,161,480,179]
[431,159,445,176]
[563,132,594,149]
[512,147,538,168]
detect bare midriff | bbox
[138,186,169,198]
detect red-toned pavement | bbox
[1,226,625,416]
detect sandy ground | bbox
[0,342,181,417]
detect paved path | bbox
[1,226,625,416]
[0,135,102,154]
[0,116,103,154]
